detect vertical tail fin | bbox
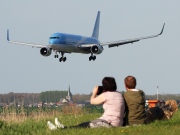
[91,11,100,39]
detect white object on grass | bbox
[47,121,57,130]
[55,118,64,128]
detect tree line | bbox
[0,92,39,105]
[0,91,180,105]
[40,90,69,103]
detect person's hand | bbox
[92,86,98,96]
[90,86,105,105]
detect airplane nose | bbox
[49,39,54,45]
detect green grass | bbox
[0,111,180,135]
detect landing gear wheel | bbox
[54,55,59,58]
[89,56,92,61]
[93,56,96,61]
[63,57,66,62]
[89,55,96,61]
[59,57,63,62]
[58,52,67,62]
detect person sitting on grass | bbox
[123,75,146,126]
[47,77,125,129]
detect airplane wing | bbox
[7,30,49,48]
[100,23,165,48]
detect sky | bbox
[0,1,180,95]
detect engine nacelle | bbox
[40,47,52,56]
[90,45,103,54]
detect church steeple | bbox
[66,85,73,102]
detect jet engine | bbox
[40,47,52,56]
[90,45,103,54]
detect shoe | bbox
[47,121,57,130]
[55,118,64,128]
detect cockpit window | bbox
[49,37,60,39]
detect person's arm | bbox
[90,86,105,105]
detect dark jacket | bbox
[123,90,146,126]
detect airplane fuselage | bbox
[49,33,101,54]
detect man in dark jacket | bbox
[123,76,146,126]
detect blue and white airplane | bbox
[7,11,165,62]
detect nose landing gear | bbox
[54,55,58,58]
[54,51,59,58]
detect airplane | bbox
[7,11,165,62]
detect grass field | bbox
[0,108,180,135]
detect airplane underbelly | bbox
[51,44,90,54]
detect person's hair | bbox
[102,77,117,91]
[124,76,137,89]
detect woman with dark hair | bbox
[90,77,125,127]
[47,77,125,129]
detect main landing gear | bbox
[59,52,66,62]
[89,54,96,61]
[59,56,66,62]
[54,52,66,62]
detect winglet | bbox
[91,11,100,39]
[159,23,165,35]
[7,29,10,41]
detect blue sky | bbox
[0,1,180,95]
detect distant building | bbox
[62,98,69,103]
[58,86,73,103]
[65,86,73,103]
[38,102,42,107]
